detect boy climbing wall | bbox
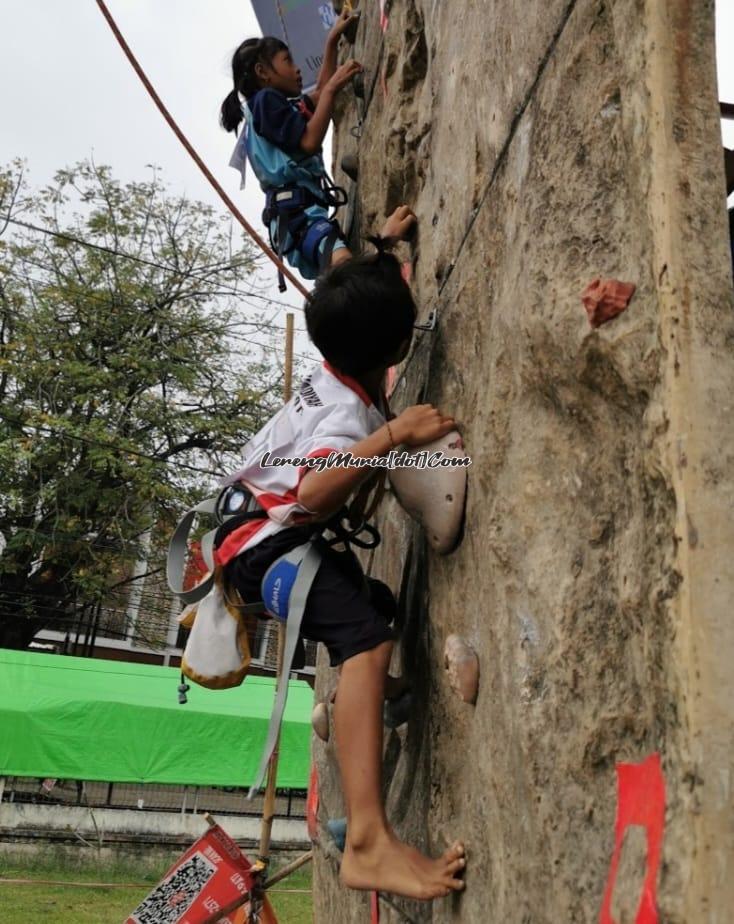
[215,223,467,901]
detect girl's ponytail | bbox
[219,36,289,133]
[220,88,243,134]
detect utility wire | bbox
[1,214,213,276]
[2,265,307,334]
[1,242,305,312]
[0,410,224,477]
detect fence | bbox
[1,776,306,821]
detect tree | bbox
[0,160,287,649]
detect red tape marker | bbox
[371,890,380,923]
[599,752,666,924]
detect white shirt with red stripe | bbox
[215,361,387,566]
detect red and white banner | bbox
[126,823,276,924]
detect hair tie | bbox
[366,234,394,255]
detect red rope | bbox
[95,0,311,299]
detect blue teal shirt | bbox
[244,88,327,197]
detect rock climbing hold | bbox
[581,278,636,328]
[388,430,468,554]
[312,701,330,742]
[352,70,365,100]
[327,817,347,853]
[342,10,361,44]
[306,765,319,843]
[379,0,389,32]
[384,689,413,728]
[340,153,359,182]
[444,635,479,704]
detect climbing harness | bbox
[251,540,322,795]
[167,481,382,793]
[263,177,348,291]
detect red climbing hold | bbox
[379,0,389,32]
[385,365,397,398]
[581,278,636,328]
[306,764,320,844]
[599,752,666,924]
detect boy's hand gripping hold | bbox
[379,205,417,245]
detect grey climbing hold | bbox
[341,153,359,182]
[327,817,347,852]
[444,634,479,704]
[388,430,468,554]
[343,10,361,43]
[384,689,413,728]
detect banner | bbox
[126,823,276,924]
[249,0,338,92]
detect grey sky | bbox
[0,1,731,330]
[0,0,319,363]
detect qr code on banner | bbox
[130,852,216,924]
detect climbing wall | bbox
[312,1,734,921]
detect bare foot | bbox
[341,831,465,900]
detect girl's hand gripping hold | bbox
[326,59,363,95]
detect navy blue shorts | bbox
[224,527,395,667]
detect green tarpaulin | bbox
[0,649,312,788]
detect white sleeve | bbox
[295,403,373,459]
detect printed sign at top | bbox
[250,0,337,93]
[318,3,337,28]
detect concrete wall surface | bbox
[0,803,307,847]
[312,1,734,921]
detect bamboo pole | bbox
[263,850,313,890]
[283,313,294,403]
[256,312,296,868]
[205,318,298,923]
[201,852,314,924]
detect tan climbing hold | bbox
[312,701,330,742]
[444,634,479,704]
[388,430,468,554]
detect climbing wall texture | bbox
[312,1,734,921]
